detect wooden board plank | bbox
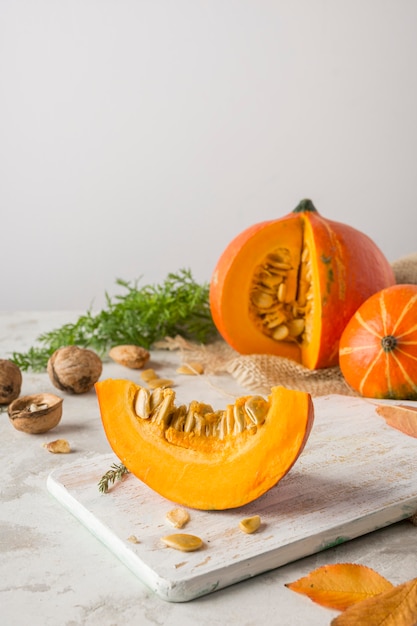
[47,394,417,602]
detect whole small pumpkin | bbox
[339,283,417,399]
[210,199,395,369]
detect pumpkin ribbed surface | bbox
[210,199,395,370]
[339,284,417,399]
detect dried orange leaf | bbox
[331,576,417,626]
[285,563,393,611]
[376,404,417,438]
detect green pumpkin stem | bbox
[293,198,317,214]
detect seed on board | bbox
[161,533,203,552]
[239,515,261,534]
[165,507,190,529]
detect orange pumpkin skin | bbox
[339,284,417,399]
[95,379,314,510]
[210,199,395,370]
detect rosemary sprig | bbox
[11,269,219,372]
[98,463,130,493]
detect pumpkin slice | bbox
[210,199,395,369]
[95,379,314,510]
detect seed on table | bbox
[239,515,261,534]
[140,368,158,382]
[176,361,205,375]
[147,378,174,389]
[165,508,190,529]
[161,533,203,552]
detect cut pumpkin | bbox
[209,199,395,369]
[95,379,314,510]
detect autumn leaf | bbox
[331,576,417,626]
[375,404,417,438]
[285,563,393,610]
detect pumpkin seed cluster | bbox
[134,386,269,439]
[249,245,314,345]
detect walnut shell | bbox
[8,393,63,434]
[108,345,150,369]
[47,346,102,394]
[0,359,22,404]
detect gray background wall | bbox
[1,1,416,310]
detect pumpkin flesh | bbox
[339,284,417,399]
[95,379,314,510]
[210,200,395,370]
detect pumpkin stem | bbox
[293,199,317,214]
[381,335,397,352]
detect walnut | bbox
[8,393,63,434]
[108,345,150,369]
[0,359,22,404]
[47,346,102,394]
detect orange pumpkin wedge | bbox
[339,284,417,399]
[210,199,395,369]
[95,379,314,510]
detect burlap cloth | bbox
[159,253,417,398]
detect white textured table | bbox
[1,311,417,626]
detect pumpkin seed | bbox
[136,384,270,441]
[277,282,287,303]
[153,391,174,426]
[161,533,203,552]
[134,387,151,419]
[169,404,187,430]
[239,515,261,534]
[249,242,314,346]
[165,508,190,529]
[184,401,198,432]
[147,377,174,389]
[244,396,269,425]
[141,368,158,382]
[176,361,205,375]
[287,318,305,337]
[272,324,290,341]
[251,290,275,309]
[233,404,246,433]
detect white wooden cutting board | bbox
[47,394,417,602]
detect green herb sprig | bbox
[12,269,219,372]
[98,463,130,493]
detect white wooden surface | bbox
[47,394,417,603]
